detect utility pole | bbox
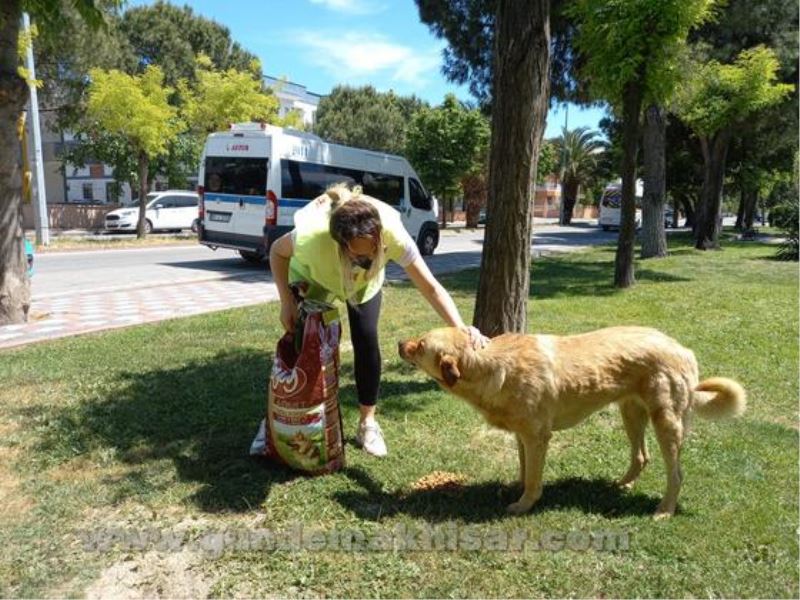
[22,12,50,246]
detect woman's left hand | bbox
[462,325,490,350]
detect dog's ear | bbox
[439,354,461,387]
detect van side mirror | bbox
[154,204,163,210]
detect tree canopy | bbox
[405,94,489,221]
[314,85,426,154]
[119,0,259,86]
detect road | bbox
[1,222,617,349]
[33,222,616,299]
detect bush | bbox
[774,196,799,261]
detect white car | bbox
[105,191,199,234]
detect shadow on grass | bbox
[334,470,660,523]
[37,347,441,514]
[38,348,311,513]
[436,259,691,300]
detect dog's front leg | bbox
[507,431,551,515]
[516,435,526,487]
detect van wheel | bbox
[418,227,438,256]
[191,219,199,233]
[144,220,153,234]
[239,250,263,263]
[601,225,610,231]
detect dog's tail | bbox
[693,377,747,419]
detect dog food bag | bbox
[250,299,344,474]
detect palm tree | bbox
[554,127,604,225]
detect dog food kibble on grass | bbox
[410,471,468,492]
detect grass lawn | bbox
[0,233,797,598]
[29,233,197,253]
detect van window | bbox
[409,178,431,211]
[281,160,403,207]
[205,157,268,196]
[601,189,621,208]
[361,172,403,207]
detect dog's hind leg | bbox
[651,405,685,519]
[516,435,526,486]
[616,398,650,489]
[507,430,551,515]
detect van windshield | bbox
[205,157,268,196]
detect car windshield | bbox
[127,194,159,208]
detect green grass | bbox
[0,234,797,598]
[30,233,197,253]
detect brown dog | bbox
[398,326,746,518]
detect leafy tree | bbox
[417,0,551,334]
[416,1,590,110]
[553,127,603,225]
[405,94,489,227]
[674,45,792,249]
[1,0,112,325]
[119,0,259,86]
[179,55,281,134]
[536,140,558,184]
[567,0,715,287]
[85,66,181,237]
[314,85,425,154]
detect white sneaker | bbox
[356,419,388,457]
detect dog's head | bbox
[398,327,472,388]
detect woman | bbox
[269,184,487,457]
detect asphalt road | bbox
[32,222,619,300]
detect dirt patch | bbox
[84,550,214,599]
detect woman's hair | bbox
[322,184,386,302]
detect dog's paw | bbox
[615,479,636,491]
[506,500,534,515]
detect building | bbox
[263,76,323,127]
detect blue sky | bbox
[131,0,608,138]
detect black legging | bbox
[346,290,382,407]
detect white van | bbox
[104,190,199,234]
[598,181,643,231]
[197,123,440,262]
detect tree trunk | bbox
[735,188,745,230]
[743,189,758,230]
[0,0,32,325]
[473,0,550,336]
[559,178,578,225]
[640,104,667,259]
[440,193,447,229]
[462,173,486,228]
[695,129,730,250]
[680,194,696,230]
[614,78,643,288]
[136,152,149,238]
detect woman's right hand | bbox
[280,298,299,333]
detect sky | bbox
[130,0,608,138]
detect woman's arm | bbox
[269,232,298,332]
[403,256,465,327]
[404,256,490,348]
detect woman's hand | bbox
[462,325,490,350]
[280,298,299,333]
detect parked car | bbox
[104,190,199,234]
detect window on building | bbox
[106,182,121,204]
[82,183,94,201]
